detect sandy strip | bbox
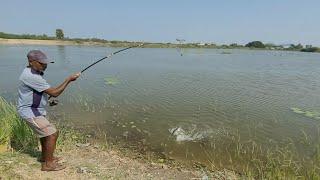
[0,38,108,46]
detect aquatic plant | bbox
[291,107,320,120]
[199,127,320,179]
[104,77,120,85]
[221,51,232,54]
[71,93,98,112]
[291,107,304,114]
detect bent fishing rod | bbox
[81,43,144,73]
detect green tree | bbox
[245,41,265,48]
[229,43,238,47]
[229,43,243,48]
[301,47,319,52]
[56,29,64,39]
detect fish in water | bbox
[169,127,205,142]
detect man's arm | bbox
[44,72,80,97]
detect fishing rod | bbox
[81,43,144,73]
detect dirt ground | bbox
[0,143,238,180]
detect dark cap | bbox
[27,50,54,64]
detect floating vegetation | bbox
[291,107,305,114]
[221,51,232,54]
[104,77,120,86]
[291,107,320,120]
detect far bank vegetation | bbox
[0,31,319,52]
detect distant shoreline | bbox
[0,38,216,49]
[0,38,319,53]
[0,38,184,48]
[0,38,111,46]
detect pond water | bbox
[1,45,320,168]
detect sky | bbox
[1,0,319,46]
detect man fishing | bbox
[17,50,81,171]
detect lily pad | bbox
[104,77,120,85]
[291,107,320,119]
[290,107,304,114]
[221,51,232,54]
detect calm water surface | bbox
[1,45,320,166]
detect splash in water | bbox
[169,127,205,142]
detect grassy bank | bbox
[0,96,37,153]
[0,96,94,151]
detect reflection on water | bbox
[1,45,320,170]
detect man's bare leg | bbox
[40,132,65,171]
[40,132,60,162]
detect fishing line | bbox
[81,43,144,73]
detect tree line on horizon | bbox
[0,30,319,52]
[244,41,319,52]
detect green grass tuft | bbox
[0,97,38,152]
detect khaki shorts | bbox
[25,116,57,138]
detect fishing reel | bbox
[48,96,59,106]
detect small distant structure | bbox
[176,38,186,56]
[176,38,186,43]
